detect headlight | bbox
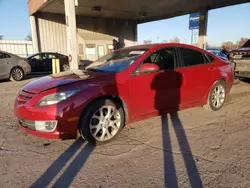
[37,89,79,106]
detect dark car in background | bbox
[229,39,250,78]
[27,52,70,73]
[206,48,229,61]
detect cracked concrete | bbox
[1,78,250,187]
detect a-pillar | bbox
[64,0,78,70]
[29,16,39,53]
[198,10,208,49]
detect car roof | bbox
[0,50,21,58]
[122,43,204,51]
[32,52,65,55]
[29,52,67,56]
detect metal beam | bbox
[64,0,78,70]
[198,10,208,49]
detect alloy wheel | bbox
[12,68,23,81]
[89,106,121,141]
[211,85,225,108]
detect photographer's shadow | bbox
[152,71,203,188]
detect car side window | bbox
[143,48,176,70]
[32,54,42,60]
[179,47,206,67]
[48,54,57,59]
[0,53,11,59]
[0,53,4,59]
[205,54,215,63]
[41,54,48,59]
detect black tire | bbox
[10,67,24,81]
[204,80,226,111]
[79,99,125,145]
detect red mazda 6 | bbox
[14,43,233,144]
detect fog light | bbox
[35,121,58,132]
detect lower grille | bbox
[18,118,36,130]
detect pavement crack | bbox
[26,149,49,156]
[0,140,5,150]
[125,136,250,170]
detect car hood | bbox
[22,70,109,94]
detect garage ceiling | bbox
[29,0,249,23]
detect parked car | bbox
[229,39,250,78]
[206,48,229,61]
[78,59,93,70]
[0,51,31,81]
[26,52,70,73]
[14,43,233,144]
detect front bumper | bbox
[14,90,81,139]
[17,120,76,139]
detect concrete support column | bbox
[134,24,138,45]
[64,0,78,70]
[198,10,208,49]
[29,16,39,53]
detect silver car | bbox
[0,51,31,81]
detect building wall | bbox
[37,14,67,55]
[35,13,137,61]
[0,40,34,57]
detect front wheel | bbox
[79,99,125,145]
[204,80,226,111]
[10,67,24,81]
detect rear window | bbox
[205,54,214,63]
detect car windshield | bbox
[87,56,140,73]
[86,48,148,73]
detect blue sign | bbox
[189,13,200,30]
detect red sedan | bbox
[14,43,233,144]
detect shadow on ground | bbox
[161,113,203,188]
[31,138,94,188]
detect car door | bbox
[129,47,183,117]
[40,53,50,71]
[176,47,215,106]
[30,54,44,72]
[0,53,8,78]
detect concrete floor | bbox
[0,77,250,188]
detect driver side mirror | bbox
[31,58,36,61]
[138,63,159,73]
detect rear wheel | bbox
[10,67,24,81]
[62,64,70,71]
[204,80,226,111]
[79,99,125,145]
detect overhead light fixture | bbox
[92,6,102,12]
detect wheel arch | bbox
[78,95,129,128]
[202,78,227,105]
[9,66,24,78]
